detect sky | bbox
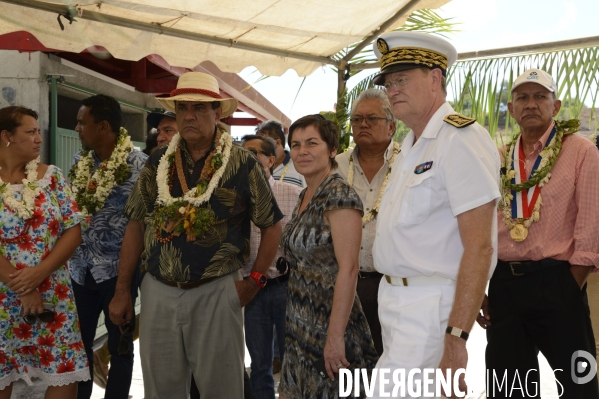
[230,0,599,139]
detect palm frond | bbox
[448,46,599,137]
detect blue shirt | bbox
[70,149,147,285]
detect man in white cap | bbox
[108,71,283,398]
[371,31,500,397]
[478,68,599,398]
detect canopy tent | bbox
[0,0,449,77]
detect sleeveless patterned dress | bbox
[278,174,378,399]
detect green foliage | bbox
[448,47,599,136]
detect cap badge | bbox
[377,38,390,55]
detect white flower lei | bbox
[70,127,133,216]
[347,142,401,225]
[0,156,42,219]
[156,131,233,207]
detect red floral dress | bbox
[0,166,89,389]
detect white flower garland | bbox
[156,131,233,207]
[70,127,133,216]
[347,142,400,225]
[0,156,42,219]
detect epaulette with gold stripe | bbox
[443,114,476,128]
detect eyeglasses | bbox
[349,117,388,126]
[21,303,55,325]
[247,148,268,157]
[23,309,54,325]
[118,322,134,355]
[383,77,411,91]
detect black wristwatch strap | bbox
[445,326,469,341]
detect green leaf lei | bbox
[502,119,579,193]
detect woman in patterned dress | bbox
[0,106,89,398]
[279,115,378,399]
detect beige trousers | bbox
[140,271,244,399]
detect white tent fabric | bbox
[0,0,449,76]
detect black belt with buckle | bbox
[496,258,569,279]
[267,273,289,285]
[358,271,383,279]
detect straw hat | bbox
[372,31,457,86]
[157,72,238,118]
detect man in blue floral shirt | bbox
[69,94,147,399]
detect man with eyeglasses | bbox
[370,32,500,398]
[240,134,301,399]
[335,88,397,356]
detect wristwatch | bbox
[249,271,267,289]
[445,326,469,341]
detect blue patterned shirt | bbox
[70,149,148,285]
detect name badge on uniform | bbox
[414,161,433,174]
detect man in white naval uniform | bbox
[371,32,501,398]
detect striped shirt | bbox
[498,129,599,269]
[242,176,302,278]
[273,151,306,188]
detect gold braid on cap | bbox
[380,46,448,72]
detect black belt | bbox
[151,274,219,290]
[267,273,288,285]
[358,271,383,279]
[495,258,569,279]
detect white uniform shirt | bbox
[373,102,501,280]
[336,140,395,272]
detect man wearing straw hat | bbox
[371,31,500,397]
[108,71,283,398]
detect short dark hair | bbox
[81,94,122,134]
[255,120,285,145]
[288,114,338,169]
[0,106,38,136]
[241,134,277,158]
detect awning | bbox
[0,0,450,77]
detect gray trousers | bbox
[140,271,244,399]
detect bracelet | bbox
[445,326,469,341]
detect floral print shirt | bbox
[125,138,283,282]
[69,150,148,285]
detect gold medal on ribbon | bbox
[510,224,528,242]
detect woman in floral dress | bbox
[0,106,89,398]
[279,115,378,399]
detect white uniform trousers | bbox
[371,277,456,398]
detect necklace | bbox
[0,156,41,220]
[154,128,233,242]
[499,119,578,241]
[69,127,133,217]
[279,162,290,181]
[347,142,400,225]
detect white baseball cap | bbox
[511,68,557,93]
